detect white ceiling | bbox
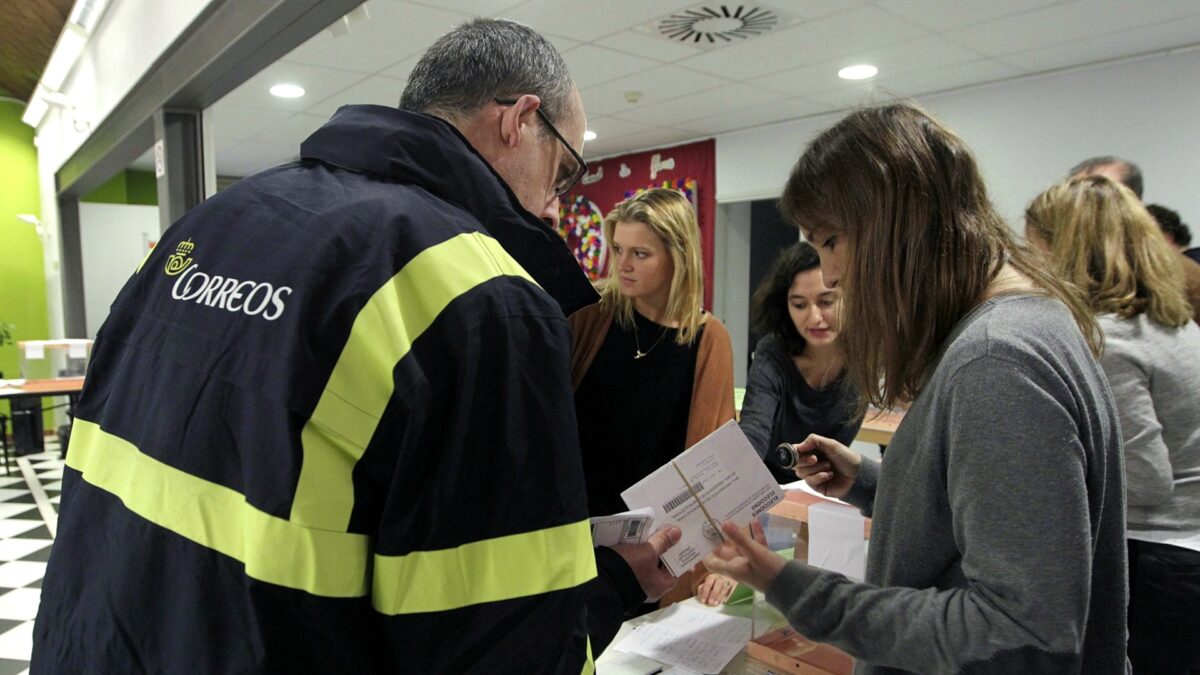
[165,0,1200,177]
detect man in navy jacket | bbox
[34,18,676,673]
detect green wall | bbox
[83,169,158,205]
[0,99,51,420]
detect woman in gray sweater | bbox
[1027,176,1200,674]
[705,104,1128,674]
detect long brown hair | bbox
[779,103,1099,410]
[600,188,705,344]
[1026,176,1192,328]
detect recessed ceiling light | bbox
[270,83,306,98]
[584,130,597,141]
[838,64,878,81]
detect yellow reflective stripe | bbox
[67,419,370,597]
[290,232,537,531]
[136,248,153,273]
[372,520,597,615]
[581,637,595,675]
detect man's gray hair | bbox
[399,18,573,125]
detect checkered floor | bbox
[0,442,62,675]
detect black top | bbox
[739,334,862,484]
[575,309,701,516]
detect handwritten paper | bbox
[808,502,866,581]
[613,605,752,674]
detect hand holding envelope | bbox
[621,421,783,577]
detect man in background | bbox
[1070,155,1144,199]
[34,18,676,672]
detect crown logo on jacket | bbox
[164,238,195,276]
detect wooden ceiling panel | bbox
[0,0,72,100]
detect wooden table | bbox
[854,409,904,446]
[0,377,85,460]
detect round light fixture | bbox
[270,83,306,98]
[584,130,597,141]
[838,64,878,81]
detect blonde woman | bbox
[702,104,1127,674]
[570,187,736,609]
[1027,175,1200,675]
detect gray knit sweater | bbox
[765,294,1128,674]
[1098,313,1200,535]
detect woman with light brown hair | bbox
[1027,175,1200,675]
[702,104,1128,674]
[570,187,737,610]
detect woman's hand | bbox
[703,520,787,593]
[787,433,861,499]
[695,572,738,606]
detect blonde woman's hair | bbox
[779,103,1099,411]
[600,188,705,344]
[1026,175,1192,328]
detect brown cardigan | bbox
[1181,254,1200,325]
[568,303,736,605]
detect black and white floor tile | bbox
[0,441,63,675]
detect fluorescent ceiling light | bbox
[270,84,306,98]
[68,0,110,33]
[22,95,49,128]
[42,25,87,91]
[838,64,878,80]
[584,130,597,141]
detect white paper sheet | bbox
[613,605,752,674]
[591,508,656,546]
[621,421,783,576]
[23,343,44,360]
[67,341,88,359]
[807,502,866,581]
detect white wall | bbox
[78,203,159,338]
[712,48,1200,374]
[715,48,1200,225]
[33,0,215,338]
[712,202,751,387]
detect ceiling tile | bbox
[214,141,302,178]
[380,54,421,81]
[256,113,331,144]
[206,104,295,143]
[585,116,662,144]
[874,58,1025,97]
[404,0,527,14]
[218,62,366,113]
[283,1,471,74]
[946,0,1200,57]
[594,28,706,63]
[502,0,698,42]
[541,32,583,55]
[581,65,728,117]
[874,0,1062,33]
[678,5,929,79]
[998,16,1200,73]
[590,127,705,160]
[306,75,406,117]
[674,97,832,136]
[752,35,984,96]
[611,83,787,127]
[562,45,662,88]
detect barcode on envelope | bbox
[662,481,704,513]
[624,518,643,539]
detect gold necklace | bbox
[632,320,669,360]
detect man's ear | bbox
[498,94,542,149]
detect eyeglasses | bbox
[495,98,587,197]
